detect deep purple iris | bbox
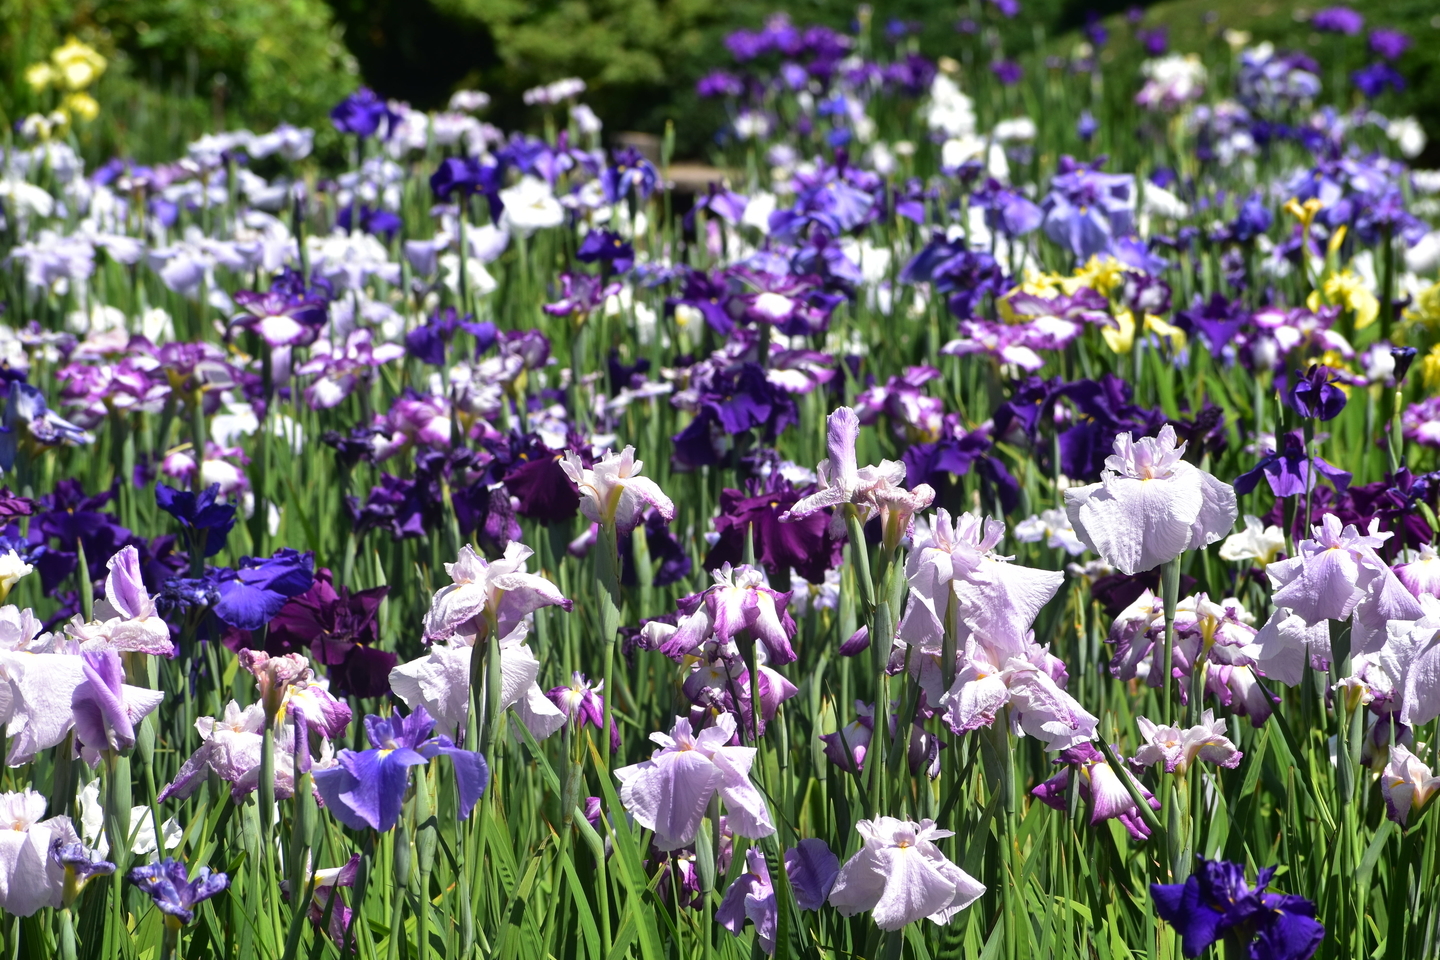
[900,233,1008,319]
[601,147,658,203]
[231,269,330,349]
[671,363,798,470]
[156,483,237,559]
[405,308,497,367]
[502,439,582,524]
[705,476,843,583]
[335,204,402,241]
[1289,365,1347,421]
[429,156,500,201]
[330,88,394,139]
[1351,62,1404,99]
[213,548,316,632]
[1151,858,1323,960]
[577,230,635,274]
[669,269,737,335]
[264,569,394,698]
[1175,294,1249,357]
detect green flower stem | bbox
[595,522,622,770]
[1160,556,1181,722]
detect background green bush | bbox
[1,0,1435,163]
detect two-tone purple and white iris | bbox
[782,406,933,541]
[230,269,329,348]
[658,563,798,666]
[313,706,488,833]
[614,713,775,850]
[1032,743,1159,839]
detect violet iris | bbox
[313,705,488,833]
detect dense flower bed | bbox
[0,7,1437,959]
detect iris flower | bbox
[422,543,571,644]
[155,483,236,559]
[717,840,839,953]
[71,649,164,764]
[782,406,925,538]
[390,621,566,742]
[614,713,775,850]
[560,446,675,536]
[128,859,230,924]
[1033,743,1160,839]
[1065,425,1238,575]
[1131,709,1242,776]
[1382,744,1440,826]
[827,817,985,930]
[1151,858,1323,960]
[313,706,488,833]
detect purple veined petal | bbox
[867,841,959,930]
[615,746,723,851]
[423,743,489,817]
[826,841,888,917]
[103,545,153,620]
[313,763,370,832]
[716,849,768,936]
[1270,546,1363,625]
[336,747,428,832]
[825,407,861,489]
[940,668,1008,735]
[784,838,840,910]
[157,742,218,803]
[1352,569,1425,657]
[710,747,776,840]
[71,650,133,753]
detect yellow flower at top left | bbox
[50,36,107,91]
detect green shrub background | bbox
[1,0,1435,162]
